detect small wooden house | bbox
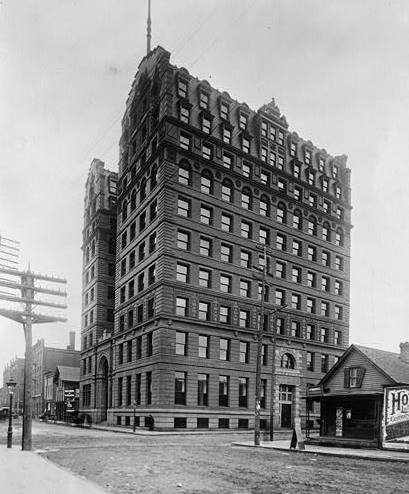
[307,343,409,448]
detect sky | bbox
[1,0,409,382]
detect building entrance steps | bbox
[232,439,409,463]
[0,447,106,494]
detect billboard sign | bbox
[383,386,409,442]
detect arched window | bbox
[308,216,317,236]
[293,209,302,230]
[335,228,344,247]
[178,161,191,185]
[201,169,213,194]
[130,189,136,211]
[140,178,147,201]
[276,202,286,224]
[222,179,233,202]
[151,165,158,190]
[281,353,295,369]
[322,222,331,242]
[259,195,270,217]
[122,199,128,222]
[241,187,252,210]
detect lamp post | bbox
[133,400,137,433]
[6,378,17,448]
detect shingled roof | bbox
[55,365,80,383]
[355,345,409,385]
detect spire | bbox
[147,0,152,55]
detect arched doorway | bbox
[97,356,109,422]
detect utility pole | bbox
[0,249,67,450]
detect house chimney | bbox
[399,342,409,363]
[68,331,76,351]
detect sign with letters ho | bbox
[383,386,409,442]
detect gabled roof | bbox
[320,344,409,386]
[55,365,80,383]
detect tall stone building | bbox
[80,159,118,422]
[80,46,351,430]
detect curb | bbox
[232,442,409,464]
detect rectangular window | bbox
[240,220,252,239]
[178,79,188,98]
[291,293,301,310]
[292,266,301,283]
[135,374,141,405]
[219,274,231,293]
[307,298,316,313]
[202,116,211,134]
[197,374,209,406]
[259,227,269,245]
[199,92,209,109]
[307,352,314,371]
[307,271,316,288]
[219,305,231,324]
[149,232,157,253]
[176,297,188,316]
[220,338,230,361]
[180,132,191,150]
[239,309,250,328]
[242,137,250,153]
[126,375,132,406]
[221,213,233,232]
[177,197,190,217]
[320,327,329,343]
[307,245,317,262]
[199,268,211,288]
[198,301,210,321]
[200,237,212,257]
[275,261,286,279]
[117,377,123,406]
[202,142,212,160]
[176,263,189,283]
[322,250,330,267]
[335,256,344,271]
[177,230,190,250]
[334,330,342,345]
[219,376,229,407]
[198,335,209,358]
[240,250,251,268]
[262,344,268,366]
[321,354,329,373]
[176,331,187,355]
[276,317,285,335]
[292,240,302,256]
[220,244,233,262]
[223,153,233,169]
[180,105,189,123]
[276,233,286,251]
[240,279,251,298]
[291,321,301,338]
[321,302,329,317]
[306,324,315,340]
[175,371,186,405]
[200,205,213,225]
[238,377,248,408]
[335,305,343,320]
[220,102,229,120]
[239,341,249,363]
[275,289,285,306]
[223,127,232,144]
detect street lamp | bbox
[133,400,137,433]
[6,378,17,448]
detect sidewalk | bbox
[232,439,409,463]
[0,447,106,494]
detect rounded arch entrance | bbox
[96,356,109,422]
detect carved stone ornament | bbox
[259,98,281,117]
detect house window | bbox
[290,142,297,157]
[176,331,187,355]
[275,289,285,306]
[221,213,233,232]
[200,237,212,257]
[219,274,231,293]
[259,196,269,217]
[220,338,230,361]
[278,131,284,146]
[200,205,213,225]
[306,352,314,371]
[220,243,232,263]
[199,92,209,109]
[223,127,232,144]
[270,151,276,167]
[307,271,316,288]
[198,301,210,321]
[178,79,188,97]
[309,194,317,208]
[199,268,211,288]
[322,250,330,267]
[292,267,301,283]
[240,250,251,268]
[180,132,190,150]
[307,298,316,314]
[223,152,233,169]
[335,229,344,247]
[149,232,156,253]
[177,230,190,250]
[292,240,302,256]
[240,279,251,298]
[178,162,191,185]
[197,374,209,406]
[239,309,250,328]
[334,330,342,345]
[260,171,269,185]
[219,305,231,324]
[319,157,325,172]
[276,233,286,251]
[270,126,276,141]
[221,180,233,202]
[345,367,366,388]
[305,149,312,165]
[335,255,344,271]
[240,220,252,238]
[220,102,229,120]
[293,210,302,230]
[275,261,286,279]
[259,227,269,245]
[262,345,268,366]
[306,324,315,340]
[335,305,343,320]
[291,293,301,310]
[198,335,209,358]
[290,321,301,338]
[202,116,211,134]
[335,280,343,296]
[321,354,329,373]
[281,353,295,369]
[261,147,268,162]
[176,263,189,283]
[179,105,190,124]
[241,188,252,209]
[177,197,190,217]
[307,246,316,262]
[175,371,186,405]
[276,203,286,224]
[238,378,248,408]
[261,121,268,137]
[219,376,229,407]
[323,200,331,214]
[321,302,329,317]
[321,276,330,292]
[308,217,317,236]
[239,112,248,130]
[202,143,212,160]
[335,185,342,199]
[176,297,188,317]
[201,170,213,193]
[240,341,249,363]
[322,224,331,242]
[242,136,250,153]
